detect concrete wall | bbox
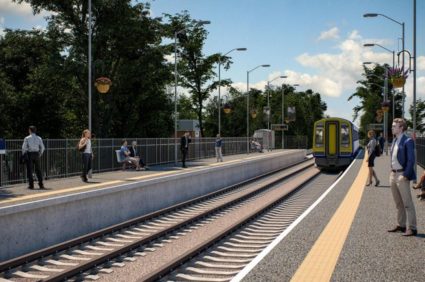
[0,150,305,262]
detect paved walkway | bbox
[0,150,287,207]
[242,151,425,282]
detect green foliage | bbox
[349,64,401,137]
[204,85,327,146]
[1,1,174,138]
[407,99,425,133]
[163,12,231,137]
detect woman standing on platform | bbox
[78,129,93,182]
[366,130,380,186]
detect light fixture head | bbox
[363,43,375,47]
[262,64,270,67]
[280,75,287,78]
[363,13,378,17]
[237,48,247,51]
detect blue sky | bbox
[1,0,424,124]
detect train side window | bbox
[315,127,324,147]
[341,124,349,147]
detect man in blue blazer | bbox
[388,118,417,236]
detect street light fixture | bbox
[246,64,270,153]
[218,47,247,136]
[267,75,287,130]
[363,12,405,117]
[174,20,210,164]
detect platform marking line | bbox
[230,150,363,282]
[290,154,368,282]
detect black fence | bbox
[0,136,308,187]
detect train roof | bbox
[314,117,358,131]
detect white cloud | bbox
[0,0,34,16]
[417,56,425,71]
[317,27,339,41]
[0,16,4,37]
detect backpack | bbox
[374,142,381,157]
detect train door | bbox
[325,120,339,160]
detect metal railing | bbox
[0,136,308,187]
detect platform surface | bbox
[242,150,425,282]
[0,150,292,208]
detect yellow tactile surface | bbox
[291,155,368,282]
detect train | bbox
[312,117,360,169]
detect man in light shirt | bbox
[387,118,417,236]
[22,125,45,189]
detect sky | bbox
[1,0,424,125]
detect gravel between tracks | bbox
[100,168,319,282]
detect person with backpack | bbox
[378,132,385,155]
[365,130,380,187]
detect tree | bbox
[348,64,398,137]
[407,99,425,133]
[7,0,174,138]
[164,12,231,137]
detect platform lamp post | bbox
[88,0,92,132]
[363,43,396,119]
[218,48,247,136]
[247,64,270,154]
[282,83,299,149]
[364,62,389,155]
[266,75,287,130]
[363,13,405,118]
[174,20,210,164]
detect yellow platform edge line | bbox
[291,155,368,282]
[1,153,265,205]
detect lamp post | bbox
[282,84,299,149]
[218,48,247,136]
[363,12,405,118]
[364,62,388,155]
[267,75,287,130]
[363,43,396,119]
[174,20,210,164]
[88,0,92,132]
[247,64,270,153]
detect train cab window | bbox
[315,126,324,147]
[341,124,350,147]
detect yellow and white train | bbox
[313,117,360,169]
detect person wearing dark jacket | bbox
[180,132,191,168]
[387,118,417,236]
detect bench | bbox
[115,150,135,170]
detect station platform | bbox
[0,149,306,262]
[240,150,425,282]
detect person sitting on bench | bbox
[129,140,148,170]
[120,140,141,171]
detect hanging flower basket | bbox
[388,66,408,88]
[390,77,406,88]
[223,103,232,114]
[250,109,257,119]
[381,101,390,113]
[95,77,112,93]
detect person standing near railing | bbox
[180,132,191,168]
[78,129,93,182]
[22,125,45,189]
[215,134,223,162]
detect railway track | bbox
[0,158,334,282]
